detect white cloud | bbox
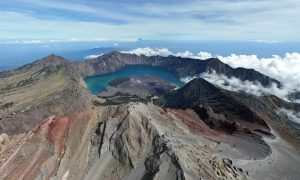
[277,108,300,124]
[84,54,103,59]
[217,53,300,94]
[180,70,297,102]
[122,47,173,57]
[196,51,213,60]
[123,48,212,59]
[180,76,198,84]
[200,71,274,96]
[1,0,300,40]
[125,48,300,102]
[251,40,281,44]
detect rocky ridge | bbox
[0,103,249,180]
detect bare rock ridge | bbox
[165,78,270,133]
[164,77,300,145]
[230,92,300,142]
[0,103,249,180]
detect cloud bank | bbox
[217,53,300,91]
[124,48,300,103]
[181,70,295,102]
[123,48,213,59]
[277,108,300,125]
[123,48,173,57]
[84,54,103,59]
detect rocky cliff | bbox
[0,103,249,180]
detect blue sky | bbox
[0,0,299,41]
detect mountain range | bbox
[0,52,299,180]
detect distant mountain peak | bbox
[36,54,69,64]
[14,54,71,72]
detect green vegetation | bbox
[0,66,69,112]
[15,69,68,110]
[0,65,63,93]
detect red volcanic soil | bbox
[35,116,72,152]
[33,115,73,179]
[167,108,226,142]
[0,115,76,180]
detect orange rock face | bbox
[34,116,72,154]
[0,115,74,180]
[167,108,225,142]
[46,116,72,179]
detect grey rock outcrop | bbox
[0,103,249,180]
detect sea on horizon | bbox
[0,40,300,71]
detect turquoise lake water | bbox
[84,65,184,95]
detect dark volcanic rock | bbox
[165,78,270,133]
[97,76,176,106]
[231,93,300,139]
[100,76,176,98]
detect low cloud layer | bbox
[123,48,173,57]
[277,108,300,125]
[217,53,300,92]
[124,48,300,103]
[123,48,213,59]
[84,54,103,59]
[181,70,296,102]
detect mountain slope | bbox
[164,77,300,151]
[0,55,93,134]
[230,93,300,142]
[0,54,69,78]
[165,78,270,134]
